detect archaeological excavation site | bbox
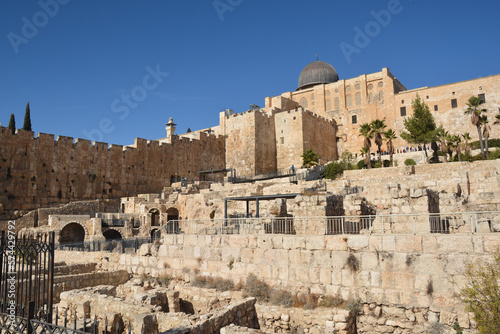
[2,155,500,334]
[2,57,500,334]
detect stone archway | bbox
[166,207,179,221]
[103,229,123,240]
[60,222,86,244]
[149,208,160,227]
[166,207,180,234]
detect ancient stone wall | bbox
[0,127,225,213]
[254,111,277,175]
[224,111,258,176]
[118,233,499,332]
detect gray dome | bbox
[297,61,339,91]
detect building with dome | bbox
[1,60,500,214]
[167,59,500,176]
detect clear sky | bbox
[1,0,500,146]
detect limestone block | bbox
[133,313,158,334]
[240,249,254,264]
[325,236,348,251]
[427,311,439,323]
[437,236,474,253]
[382,236,396,251]
[319,268,332,285]
[257,236,274,249]
[360,252,379,270]
[282,236,306,250]
[395,236,422,252]
[306,237,326,250]
[346,235,369,251]
[492,215,500,232]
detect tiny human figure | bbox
[291,165,295,174]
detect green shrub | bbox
[459,255,500,333]
[383,159,390,167]
[356,160,366,169]
[470,139,500,150]
[323,162,344,179]
[488,148,500,160]
[404,158,416,166]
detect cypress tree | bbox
[23,102,32,131]
[8,114,16,134]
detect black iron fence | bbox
[0,232,55,334]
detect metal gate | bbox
[0,231,55,334]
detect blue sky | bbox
[1,0,500,146]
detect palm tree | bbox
[436,126,449,163]
[383,129,397,167]
[359,123,373,169]
[451,135,462,162]
[370,119,387,161]
[482,115,490,158]
[494,107,500,125]
[465,96,487,159]
[462,132,471,156]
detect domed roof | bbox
[297,60,339,91]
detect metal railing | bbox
[55,237,157,254]
[95,213,142,227]
[164,211,500,236]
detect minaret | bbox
[165,117,177,143]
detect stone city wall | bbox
[0,127,225,213]
[116,233,499,332]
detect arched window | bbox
[355,92,361,106]
[325,99,331,111]
[379,91,384,103]
[346,95,352,107]
[334,97,340,110]
[299,97,308,109]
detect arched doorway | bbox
[103,229,123,240]
[166,208,180,234]
[166,208,179,221]
[60,223,85,244]
[150,228,161,240]
[149,208,160,227]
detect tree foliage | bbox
[465,96,487,159]
[371,119,386,161]
[400,95,436,162]
[358,123,373,169]
[383,129,397,167]
[8,113,16,135]
[459,255,500,334]
[23,102,32,131]
[301,149,319,168]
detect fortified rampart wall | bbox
[0,127,225,213]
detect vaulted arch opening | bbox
[103,229,123,240]
[60,223,85,244]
